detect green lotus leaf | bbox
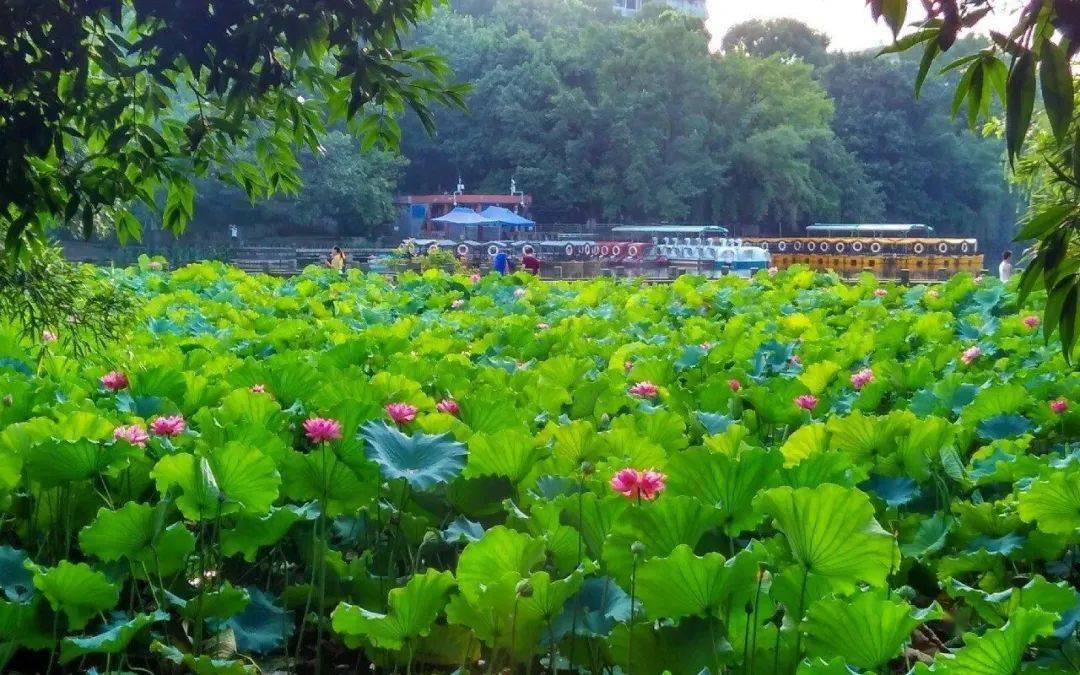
[859,474,921,508]
[803,589,943,670]
[220,505,312,562]
[23,439,134,488]
[464,429,547,484]
[608,616,723,675]
[924,608,1056,674]
[549,576,632,640]
[0,547,32,602]
[442,516,485,544]
[666,446,782,535]
[332,568,455,650]
[151,442,280,520]
[280,448,375,517]
[360,421,467,491]
[612,410,688,452]
[446,570,581,660]
[901,512,953,559]
[1018,467,1080,534]
[780,423,829,466]
[60,609,168,663]
[180,582,250,622]
[783,450,863,488]
[541,419,605,468]
[946,575,1078,628]
[976,414,1033,440]
[799,361,839,394]
[223,588,294,654]
[757,485,899,591]
[79,502,194,578]
[557,492,629,560]
[826,411,912,461]
[796,657,858,674]
[456,526,546,603]
[30,561,121,630]
[635,544,741,621]
[602,495,723,586]
[0,596,54,653]
[152,640,256,674]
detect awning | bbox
[432,206,498,225]
[480,206,535,228]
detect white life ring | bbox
[852,241,863,253]
[807,241,817,252]
[777,241,788,252]
[457,244,469,256]
[937,242,949,254]
[488,245,499,256]
[612,245,622,256]
[600,245,610,256]
[820,241,830,252]
[523,245,535,255]
[836,242,845,253]
[428,244,440,254]
[793,241,803,251]
[870,242,882,254]
[913,242,925,254]
[961,241,970,253]
[628,244,640,256]
[565,244,574,256]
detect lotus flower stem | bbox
[315,443,331,675]
[628,554,639,675]
[546,615,557,675]
[568,469,586,667]
[793,566,809,663]
[749,563,766,675]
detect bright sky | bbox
[705,0,1026,52]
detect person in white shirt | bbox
[999,250,1013,282]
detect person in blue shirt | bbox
[492,250,510,275]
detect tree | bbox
[0,0,465,257]
[721,18,832,66]
[865,0,1080,359]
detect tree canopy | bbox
[0,0,465,257]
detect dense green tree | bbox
[720,18,831,66]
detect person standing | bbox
[998,250,1013,283]
[328,246,347,274]
[522,249,541,275]
[492,249,509,275]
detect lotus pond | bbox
[0,262,1078,674]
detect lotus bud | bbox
[422,531,440,546]
[770,605,786,628]
[580,461,595,477]
[630,541,646,557]
[516,579,534,597]
[744,601,754,615]
[599,413,610,426]
[1,394,11,407]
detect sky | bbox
[704,0,1025,52]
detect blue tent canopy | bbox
[480,206,535,228]
[432,206,498,225]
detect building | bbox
[613,0,706,18]
[394,193,533,237]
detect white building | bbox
[613,0,706,18]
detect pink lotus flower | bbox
[249,384,268,394]
[514,288,526,298]
[610,468,666,501]
[451,299,465,309]
[874,288,888,298]
[41,330,57,344]
[1023,315,1041,329]
[624,360,634,373]
[767,266,779,277]
[700,342,713,351]
[101,371,129,391]
[436,398,460,416]
[794,394,819,411]
[728,378,742,393]
[303,417,342,443]
[385,402,418,425]
[537,323,550,330]
[638,470,667,500]
[961,346,982,365]
[789,354,802,365]
[114,424,149,447]
[1051,398,1068,414]
[470,274,481,284]
[150,415,186,437]
[629,381,659,398]
[850,368,875,391]
[927,290,940,300]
